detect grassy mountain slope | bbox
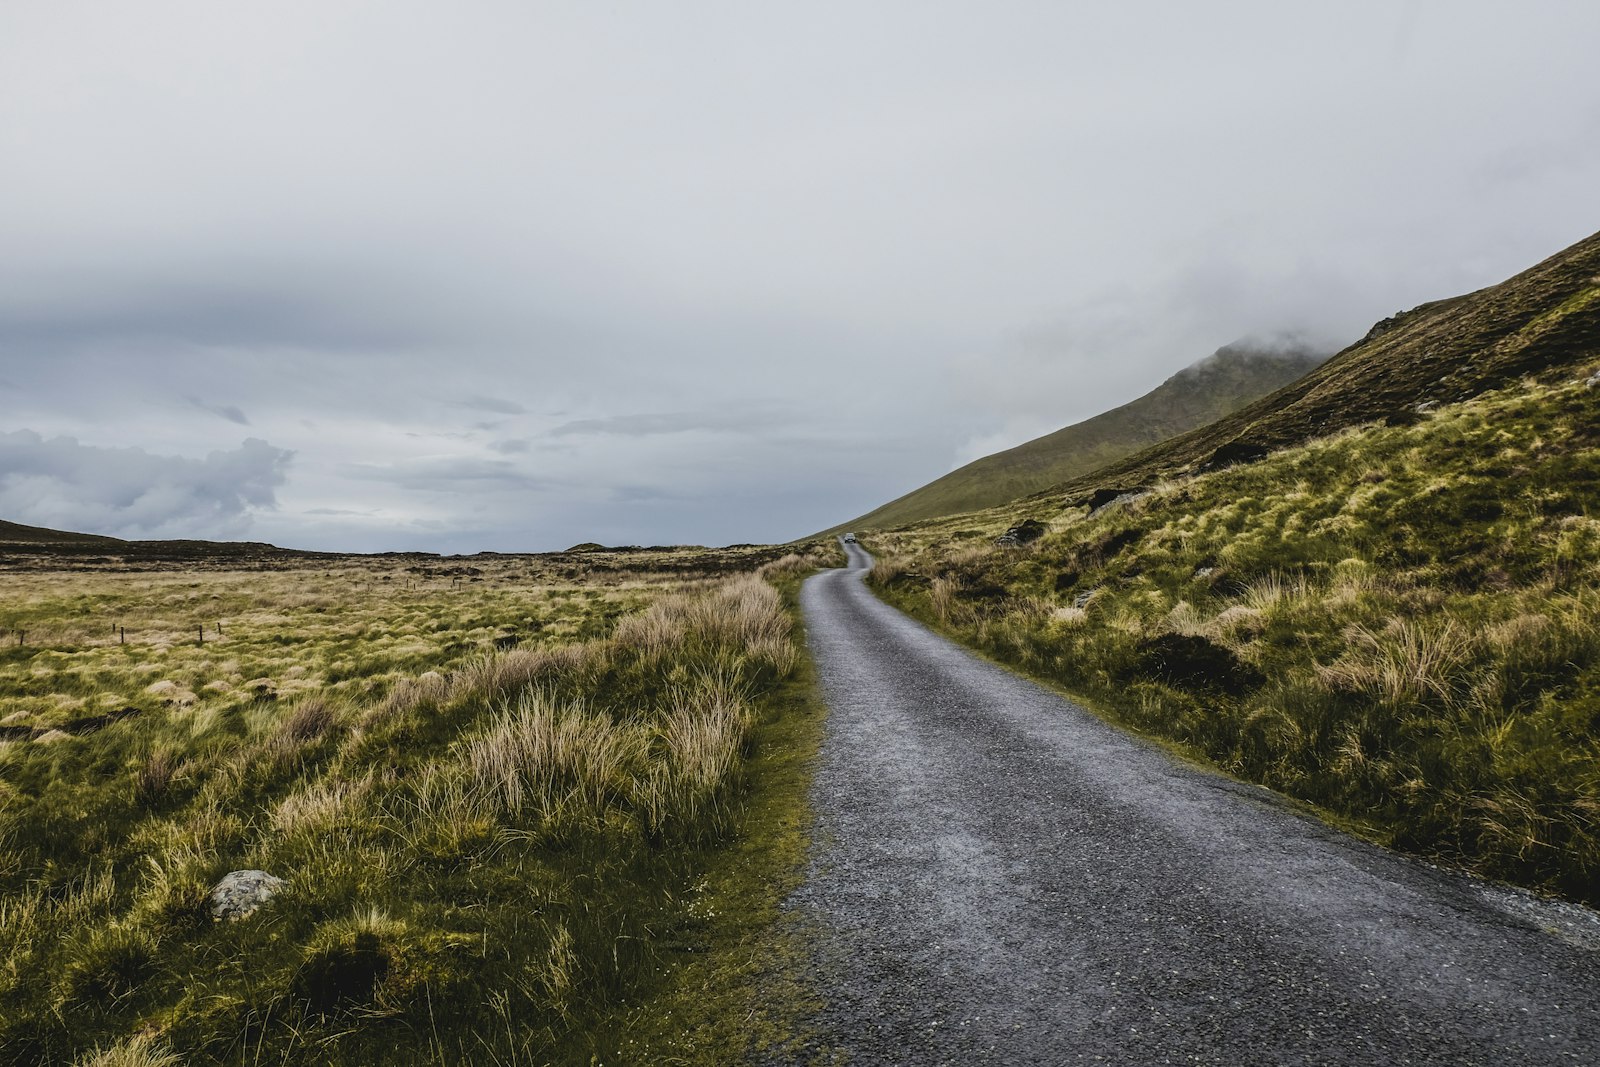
[1024,228,1600,508]
[858,228,1600,904]
[840,341,1327,532]
[869,376,1600,903]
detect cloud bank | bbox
[2,2,1598,551]
[0,432,291,539]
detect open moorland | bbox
[0,540,838,1065]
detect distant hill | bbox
[0,519,320,561]
[1022,227,1600,510]
[836,340,1329,532]
[0,519,122,545]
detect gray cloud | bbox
[185,395,251,426]
[343,456,550,493]
[0,276,439,355]
[1,2,1598,551]
[0,431,291,538]
[549,408,794,438]
[612,485,678,504]
[459,396,527,416]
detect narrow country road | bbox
[787,540,1600,1066]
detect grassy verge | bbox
[0,547,834,1065]
[584,574,831,1065]
[864,376,1600,906]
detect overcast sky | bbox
[3,2,1598,553]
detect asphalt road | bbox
[787,540,1600,1065]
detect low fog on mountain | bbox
[3,1,1599,551]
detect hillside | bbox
[1018,228,1600,509]
[838,340,1328,532]
[856,227,1600,906]
[0,520,331,565]
[867,371,1600,904]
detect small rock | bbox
[1415,400,1438,414]
[1585,372,1600,390]
[34,729,72,744]
[1361,311,1406,342]
[1083,486,1151,512]
[999,518,1048,545]
[0,710,29,726]
[1072,588,1099,610]
[210,870,287,921]
[418,671,444,683]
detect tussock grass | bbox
[869,377,1600,903]
[75,1034,183,1067]
[0,544,823,1064]
[466,692,638,823]
[1317,618,1476,705]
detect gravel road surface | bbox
[786,540,1600,1065]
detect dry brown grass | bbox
[640,667,756,832]
[74,1034,184,1067]
[277,696,337,744]
[466,692,638,824]
[272,771,378,835]
[133,748,185,807]
[869,558,907,586]
[1317,618,1475,705]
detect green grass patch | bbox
[583,575,832,1065]
[865,378,1600,906]
[0,547,836,1064]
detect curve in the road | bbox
[787,540,1600,1066]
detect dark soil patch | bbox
[1133,633,1264,695]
